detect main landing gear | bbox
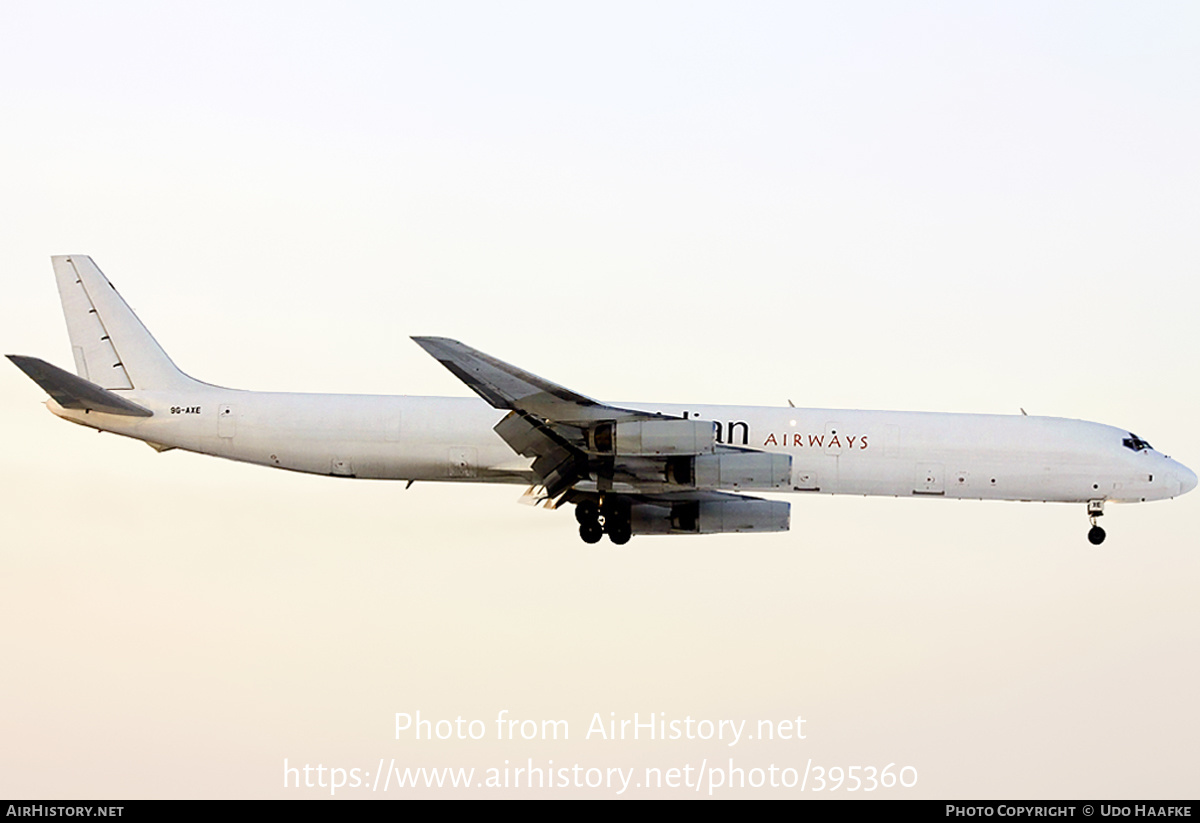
[575,497,632,545]
[1087,499,1106,545]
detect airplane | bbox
[8,255,1196,546]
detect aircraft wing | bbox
[412,337,674,496]
[411,338,791,530]
[410,336,657,424]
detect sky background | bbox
[1,1,1198,798]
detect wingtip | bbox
[411,336,462,350]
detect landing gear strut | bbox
[1087,500,1106,545]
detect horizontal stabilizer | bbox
[7,355,153,417]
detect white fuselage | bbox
[47,383,1196,505]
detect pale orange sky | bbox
[2,1,1198,798]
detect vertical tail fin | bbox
[52,255,194,391]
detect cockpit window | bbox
[1122,433,1153,452]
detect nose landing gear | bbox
[1087,499,1106,545]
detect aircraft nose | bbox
[1178,462,1198,496]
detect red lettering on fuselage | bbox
[762,432,871,450]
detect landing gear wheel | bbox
[575,500,599,525]
[600,497,629,522]
[600,497,632,545]
[579,520,603,544]
[1088,525,1106,545]
[607,523,632,545]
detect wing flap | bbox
[494,411,587,497]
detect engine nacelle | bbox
[589,419,717,456]
[666,452,792,490]
[630,497,790,535]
